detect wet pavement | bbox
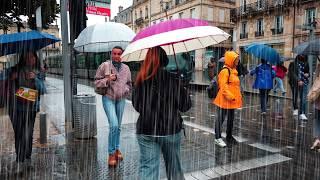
[0,76,319,179]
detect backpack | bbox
[207,67,230,99]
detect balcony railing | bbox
[135,17,144,26]
[231,0,294,22]
[255,31,264,37]
[240,33,248,39]
[271,28,283,35]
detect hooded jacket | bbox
[213,51,242,109]
[250,63,275,89]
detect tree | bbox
[0,0,59,31]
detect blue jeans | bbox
[273,77,285,93]
[314,109,320,138]
[137,132,184,180]
[102,96,126,154]
[299,84,308,114]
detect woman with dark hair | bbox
[132,46,191,180]
[7,51,42,166]
[288,55,310,120]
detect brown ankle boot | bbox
[108,154,117,167]
[115,150,123,161]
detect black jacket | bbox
[288,60,309,87]
[132,68,192,136]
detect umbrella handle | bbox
[171,44,181,75]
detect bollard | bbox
[40,112,47,144]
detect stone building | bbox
[231,0,320,67]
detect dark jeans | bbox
[137,133,184,180]
[10,109,36,162]
[259,89,270,113]
[290,84,308,114]
[215,108,235,139]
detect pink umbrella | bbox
[121,18,230,62]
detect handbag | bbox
[94,61,112,95]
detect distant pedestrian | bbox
[94,46,132,167]
[132,46,191,180]
[273,61,287,95]
[308,61,320,150]
[288,55,310,120]
[250,59,275,115]
[213,51,242,148]
[7,52,42,166]
[236,60,248,92]
[207,57,217,81]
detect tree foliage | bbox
[0,0,59,31]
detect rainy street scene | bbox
[1,0,320,180]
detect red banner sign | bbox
[86,6,111,16]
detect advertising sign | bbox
[86,0,111,17]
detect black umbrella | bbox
[293,38,320,55]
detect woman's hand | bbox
[26,72,36,79]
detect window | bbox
[257,0,264,10]
[190,8,196,18]
[241,21,247,34]
[179,12,184,19]
[256,18,264,36]
[208,7,213,21]
[140,9,143,18]
[275,15,283,30]
[305,8,316,25]
[169,16,173,20]
[145,6,148,18]
[275,0,284,6]
[240,0,246,14]
[160,18,164,22]
[219,9,225,22]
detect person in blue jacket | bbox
[250,59,275,114]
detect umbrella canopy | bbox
[74,22,135,53]
[293,38,320,55]
[245,43,281,64]
[121,18,230,61]
[0,30,60,56]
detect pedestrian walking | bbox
[308,61,320,150]
[250,59,275,115]
[7,52,43,165]
[236,59,248,92]
[213,51,242,148]
[288,55,310,120]
[208,57,217,81]
[94,46,132,167]
[273,61,287,96]
[132,46,191,180]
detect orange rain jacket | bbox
[213,51,242,109]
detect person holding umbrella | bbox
[250,59,275,115]
[132,46,191,180]
[214,51,242,147]
[7,52,43,166]
[94,46,132,167]
[288,55,310,120]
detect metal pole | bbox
[60,0,73,129]
[40,112,47,144]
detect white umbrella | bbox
[74,22,135,53]
[121,19,230,62]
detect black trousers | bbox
[290,85,299,110]
[10,109,36,162]
[259,89,270,113]
[215,108,234,139]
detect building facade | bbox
[130,0,236,70]
[231,0,320,67]
[114,6,133,29]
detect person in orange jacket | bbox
[213,51,242,147]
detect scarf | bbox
[112,61,122,72]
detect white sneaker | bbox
[293,109,299,116]
[299,114,308,120]
[215,138,227,148]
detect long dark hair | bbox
[18,51,40,69]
